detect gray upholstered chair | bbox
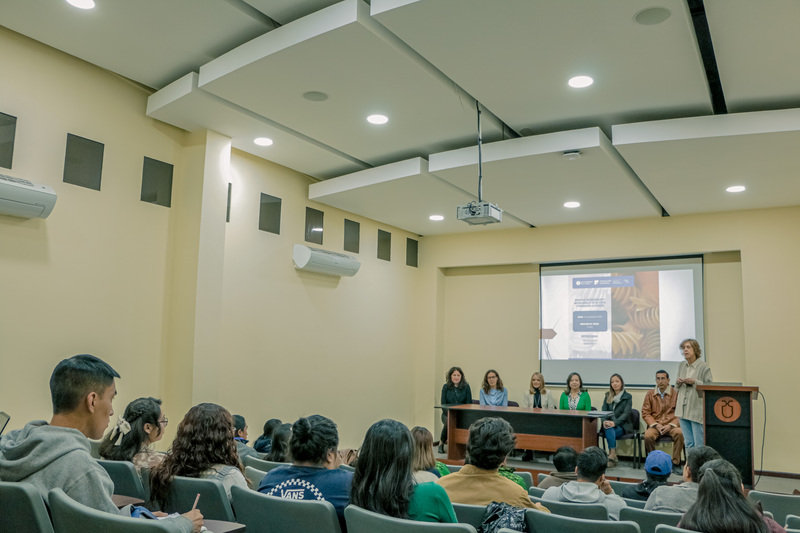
[345,505,478,532]
[516,471,533,490]
[537,472,547,485]
[242,455,291,472]
[96,459,146,500]
[232,485,342,533]
[622,497,647,509]
[525,509,641,533]
[245,465,268,486]
[0,481,55,533]
[451,503,485,530]
[529,495,609,520]
[161,475,235,521]
[528,486,545,498]
[619,506,681,533]
[608,479,636,496]
[786,514,800,529]
[653,525,684,533]
[48,489,174,533]
[747,490,800,526]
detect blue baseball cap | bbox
[645,450,672,475]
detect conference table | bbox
[445,404,608,461]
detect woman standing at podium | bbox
[675,338,713,449]
[479,369,508,406]
[439,366,472,454]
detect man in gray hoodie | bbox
[0,354,201,532]
[541,446,627,520]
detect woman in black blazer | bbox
[601,373,633,467]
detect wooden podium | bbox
[697,384,758,488]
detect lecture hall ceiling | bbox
[2,0,800,235]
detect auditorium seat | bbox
[161,476,235,522]
[242,455,291,472]
[48,488,173,533]
[528,495,608,520]
[451,503,485,530]
[747,491,800,526]
[599,409,642,468]
[244,465,268,485]
[619,507,681,533]
[345,505,478,532]
[0,481,55,533]
[524,509,640,533]
[232,485,341,533]
[96,459,146,500]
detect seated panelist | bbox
[523,372,558,409]
[479,369,508,406]
[559,372,591,411]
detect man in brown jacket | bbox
[641,370,684,474]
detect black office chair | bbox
[599,408,642,468]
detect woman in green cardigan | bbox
[559,372,592,411]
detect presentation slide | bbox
[540,257,704,387]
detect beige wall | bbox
[416,209,798,471]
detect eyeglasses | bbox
[159,417,169,426]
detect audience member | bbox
[254,418,282,454]
[232,414,259,460]
[601,373,633,467]
[437,417,548,511]
[351,419,457,523]
[150,403,248,506]
[439,366,472,454]
[538,446,578,489]
[0,354,200,532]
[98,396,167,474]
[559,372,592,411]
[680,459,782,533]
[642,369,684,473]
[479,370,508,406]
[541,446,626,520]
[265,423,292,463]
[411,426,440,484]
[621,450,672,501]
[645,445,721,513]
[258,415,353,528]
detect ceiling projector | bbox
[456,201,503,225]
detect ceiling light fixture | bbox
[568,76,594,88]
[254,137,273,146]
[311,227,323,232]
[563,150,582,161]
[634,7,672,25]
[726,185,746,193]
[67,0,95,8]
[367,114,388,125]
[303,91,328,102]
[429,215,444,221]
[564,201,581,208]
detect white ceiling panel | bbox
[243,0,342,25]
[613,109,800,215]
[430,128,663,227]
[0,0,271,89]
[310,158,529,235]
[197,0,504,168]
[705,0,800,113]
[147,73,369,180]
[372,0,713,135]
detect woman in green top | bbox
[559,372,592,411]
[350,419,457,523]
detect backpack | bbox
[478,501,526,533]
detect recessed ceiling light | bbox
[563,150,582,161]
[66,0,95,8]
[429,215,444,221]
[564,201,581,208]
[367,114,388,125]
[311,227,323,232]
[254,137,273,146]
[726,185,746,193]
[634,7,671,25]
[568,76,594,88]
[303,91,328,102]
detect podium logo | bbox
[713,397,741,423]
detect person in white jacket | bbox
[541,446,627,520]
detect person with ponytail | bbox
[98,396,168,473]
[680,458,782,533]
[351,419,457,523]
[149,403,248,507]
[258,415,352,529]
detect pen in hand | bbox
[192,493,200,510]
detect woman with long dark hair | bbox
[439,366,472,454]
[265,423,292,462]
[254,418,282,454]
[258,415,352,528]
[98,397,167,473]
[479,369,508,407]
[351,419,457,523]
[601,373,632,467]
[680,459,779,533]
[149,403,248,507]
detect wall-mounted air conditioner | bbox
[293,244,361,277]
[0,173,57,219]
